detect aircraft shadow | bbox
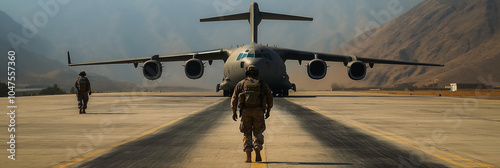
[284,96,317,98]
[275,99,447,167]
[286,95,422,98]
[262,162,353,166]
[94,95,223,98]
[82,113,137,115]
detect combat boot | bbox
[79,109,83,114]
[245,151,252,163]
[255,149,262,162]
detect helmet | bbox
[245,65,259,77]
[79,70,87,77]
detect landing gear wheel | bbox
[223,90,233,97]
[272,90,279,97]
[273,90,289,97]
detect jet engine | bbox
[143,60,162,80]
[185,58,204,79]
[347,61,366,80]
[307,59,327,79]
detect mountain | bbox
[333,0,500,88]
[0,1,424,91]
[0,10,136,92]
[0,10,55,56]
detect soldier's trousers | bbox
[240,108,266,152]
[77,92,89,110]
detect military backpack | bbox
[78,77,90,92]
[239,78,266,108]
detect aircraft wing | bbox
[275,48,444,67]
[67,49,228,66]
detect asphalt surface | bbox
[77,99,230,167]
[275,99,444,167]
[2,91,497,168]
[75,98,445,167]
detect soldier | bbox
[231,65,273,162]
[74,70,92,114]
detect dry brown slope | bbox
[334,0,500,88]
[0,10,136,92]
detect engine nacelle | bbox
[143,60,162,80]
[347,61,366,80]
[307,59,327,80]
[185,58,204,79]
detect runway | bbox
[1,91,498,167]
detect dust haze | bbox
[11,0,482,91]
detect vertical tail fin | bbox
[67,51,72,65]
[200,2,312,44]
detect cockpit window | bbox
[255,50,264,58]
[237,53,248,61]
[237,51,271,60]
[237,53,243,60]
[265,53,273,61]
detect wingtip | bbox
[67,51,72,65]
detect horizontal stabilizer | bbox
[200,2,313,43]
[200,12,249,22]
[200,12,313,22]
[261,12,313,21]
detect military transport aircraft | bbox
[68,2,443,97]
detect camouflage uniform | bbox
[75,74,91,114]
[231,77,273,152]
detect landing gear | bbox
[273,89,289,97]
[223,90,233,97]
[291,83,297,92]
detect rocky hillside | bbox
[0,11,136,92]
[333,0,500,88]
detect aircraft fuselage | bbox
[219,44,293,96]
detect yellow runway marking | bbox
[53,98,227,168]
[251,144,267,168]
[302,105,495,168]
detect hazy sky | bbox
[1,0,422,90]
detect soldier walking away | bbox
[231,65,273,163]
[75,70,92,114]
